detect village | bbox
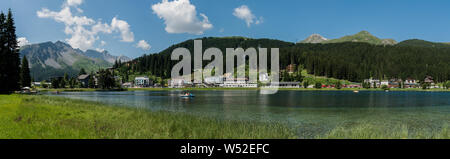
[32,63,445,90]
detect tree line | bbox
[0,9,31,93]
[115,37,449,84]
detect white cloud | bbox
[151,0,213,35]
[233,5,262,27]
[37,0,135,51]
[136,40,151,51]
[95,48,105,52]
[66,0,83,7]
[17,37,30,47]
[111,17,134,42]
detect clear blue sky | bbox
[1,0,450,58]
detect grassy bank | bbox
[0,95,295,139]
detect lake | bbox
[49,90,450,138]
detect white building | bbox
[204,76,224,85]
[364,78,381,88]
[259,73,270,82]
[169,78,192,88]
[219,78,257,88]
[134,77,151,87]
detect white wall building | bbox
[134,77,151,87]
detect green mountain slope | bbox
[20,41,114,81]
[324,31,397,45]
[397,39,450,48]
[124,36,449,83]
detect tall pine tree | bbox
[0,12,7,92]
[2,9,21,92]
[20,56,31,87]
[0,9,20,93]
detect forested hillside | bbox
[119,37,450,83]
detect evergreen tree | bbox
[0,12,7,92]
[0,9,20,93]
[88,74,95,88]
[20,56,31,87]
[78,68,86,76]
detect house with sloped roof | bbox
[77,74,90,88]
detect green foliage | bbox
[302,81,309,88]
[421,82,431,90]
[315,82,322,89]
[40,80,49,88]
[20,56,31,87]
[381,85,389,91]
[0,9,20,93]
[97,69,116,89]
[335,81,342,89]
[78,68,86,76]
[445,81,450,89]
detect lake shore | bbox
[37,87,450,92]
[0,94,295,139]
[0,94,448,139]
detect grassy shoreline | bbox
[0,95,295,139]
[0,94,448,139]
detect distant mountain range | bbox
[300,31,398,45]
[21,31,450,81]
[20,41,131,81]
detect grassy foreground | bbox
[1,95,448,139]
[0,95,295,139]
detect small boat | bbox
[180,92,195,98]
[353,90,359,93]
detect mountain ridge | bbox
[300,31,398,45]
[19,41,131,81]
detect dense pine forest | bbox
[117,37,450,83]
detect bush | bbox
[381,85,389,91]
[315,82,322,89]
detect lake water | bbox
[49,90,450,138]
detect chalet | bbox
[388,78,402,88]
[404,78,419,88]
[423,76,436,89]
[122,82,133,88]
[286,64,297,74]
[134,76,152,88]
[77,74,90,88]
[424,76,435,84]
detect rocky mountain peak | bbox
[300,34,328,43]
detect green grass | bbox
[0,95,296,139]
[0,95,448,139]
[317,122,449,139]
